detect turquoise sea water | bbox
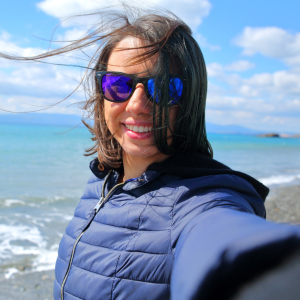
[209,133,300,185]
[1,123,300,279]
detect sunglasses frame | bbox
[95,71,184,105]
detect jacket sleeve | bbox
[170,207,300,300]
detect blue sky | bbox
[0,0,299,132]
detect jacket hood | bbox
[147,152,269,201]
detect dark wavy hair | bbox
[0,6,213,168]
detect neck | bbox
[121,151,169,182]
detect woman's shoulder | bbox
[148,152,267,217]
[168,174,265,230]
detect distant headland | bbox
[0,113,299,137]
[257,133,300,138]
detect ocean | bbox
[1,123,300,280]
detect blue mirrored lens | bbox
[147,78,160,103]
[147,77,183,104]
[169,77,183,104]
[102,74,133,101]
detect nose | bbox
[125,83,152,116]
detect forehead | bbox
[107,37,158,75]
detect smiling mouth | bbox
[124,124,153,133]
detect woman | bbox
[1,8,300,300]
[52,11,300,300]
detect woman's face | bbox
[104,37,178,162]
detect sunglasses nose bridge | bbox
[134,78,148,90]
[132,77,149,95]
[125,82,152,115]
[131,81,149,99]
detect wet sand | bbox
[1,184,299,300]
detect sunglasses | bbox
[96,71,184,105]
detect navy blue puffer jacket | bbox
[54,153,300,300]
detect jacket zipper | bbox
[60,170,125,300]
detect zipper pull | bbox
[94,197,105,213]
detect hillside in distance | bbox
[1,113,262,134]
[0,113,85,127]
[206,123,263,134]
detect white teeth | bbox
[124,124,153,133]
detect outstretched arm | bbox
[171,207,300,300]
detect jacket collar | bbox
[89,158,161,190]
[90,152,269,201]
[90,158,111,179]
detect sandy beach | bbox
[0,184,299,300]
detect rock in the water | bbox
[257,133,280,138]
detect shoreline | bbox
[1,184,299,299]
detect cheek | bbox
[104,102,109,121]
[104,102,114,132]
[104,101,126,132]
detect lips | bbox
[122,123,154,140]
[124,124,153,133]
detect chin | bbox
[122,145,161,159]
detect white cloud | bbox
[37,0,96,18]
[206,106,300,132]
[240,70,300,98]
[0,94,83,115]
[0,31,11,42]
[37,0,212,32]
[0,31,46,61]
[206,60,255,77]
[154,0,211,31]
[206,63,223,77]
[206,55,300,132]
[206,86,300,132]
[0,34,86,114]
[225,60,255,72]
[234,26,300,66]
[196,34,220,51]
[208,66,300,107]
[59,28,88,42]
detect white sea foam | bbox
[32,244,58,272]
[54,196,66,201]
[3,199,26,207]
[0,224,46,259]
[47,212,73,221]
[39,196,67,205]
[4,268,19,279]
[259,174,300,186]
[2,246,58,279]
[3,246,58,278]
[0,224,58,279]
[64,215,73,221]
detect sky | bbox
[0,0,299,133]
